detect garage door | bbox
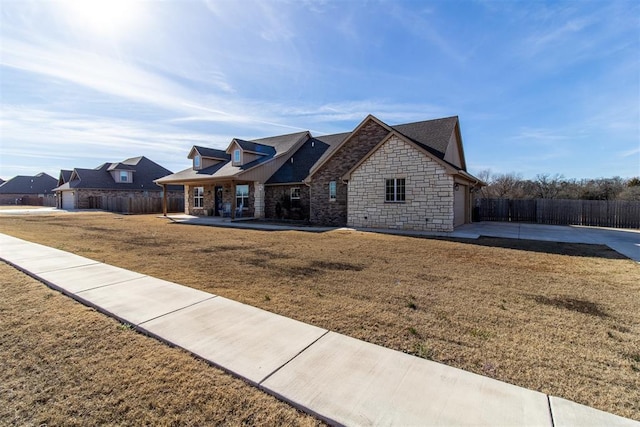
[453,185,467,227]
[62,191,75,210]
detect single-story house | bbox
[155,115,483,232]
[0,172,57,205]
[54,156,182,211]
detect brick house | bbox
[0,172,57,205]
[156,115,483,231]
[53,156,182,212]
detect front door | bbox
[215,186,223,216]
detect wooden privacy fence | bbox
[0,196,56,207]
[477,198,640,229]
[87,196,184,214]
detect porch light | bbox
[454,183,460,191]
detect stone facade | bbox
[253,182,265,218]
[309,119,389,226]
[185,182,255,217]
[347,135,455,232]
[264,184,310,220]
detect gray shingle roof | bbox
[157,116,464,185]
[392,116,458,160]
[157,131,310,184]
[234,139,277,156]
[54,157,180,192]
[0,173,57,194]
[193,146,230,160]
[58,170,73,185]
[266,133,349,184]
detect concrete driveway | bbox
[0,207,60,215]
[454,222,640,262]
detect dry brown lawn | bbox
[0,263,321,426]
[1,212,639,421]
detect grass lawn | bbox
[1,212,639,421]
[0,263,321,426]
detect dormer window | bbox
[194,155,201,169]
[233,149,241,164]
[120,171,128,182]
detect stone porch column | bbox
[184,184,189,214]
[254,182,265,218]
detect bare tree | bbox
[492,173,524,198]
[476,169,494,198]
[534,173,564,199]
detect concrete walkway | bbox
[1,232,638,426]
[168,215,640,262]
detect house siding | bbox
[310,120,389,226]
[348,135,455,232]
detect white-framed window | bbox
[194,186,204,208]
[234,149,241,163]
[329,181,336,201]
[290,187,300,200]
[385,178,405,202]
[194,155,201,169]
[120,171,128,182]
[236,184,248,209]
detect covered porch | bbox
[159,180,265,220]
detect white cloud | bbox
[0,107,223,176]
[619,147,640,158]
[0,37,202,115]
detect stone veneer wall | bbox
[347,135,455,232]
[309,120,389,226]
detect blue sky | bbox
[1,0,638,181]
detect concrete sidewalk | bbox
[1,232,638,426]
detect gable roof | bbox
[392,116,457,159]
[189,146,230,160]
[156,115,478,186]
[307,115,392,178]
[54,157,179,191]
[0,173,57,195]
[58,169,73,185]
[156,131,310,184]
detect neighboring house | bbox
[54,156,182,211]
[156,115,483,232]
[0,172,57,205]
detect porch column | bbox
[161,184,167,216]
[254,182,264,218]
[231,182,236,219]
[184,185,189,214]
